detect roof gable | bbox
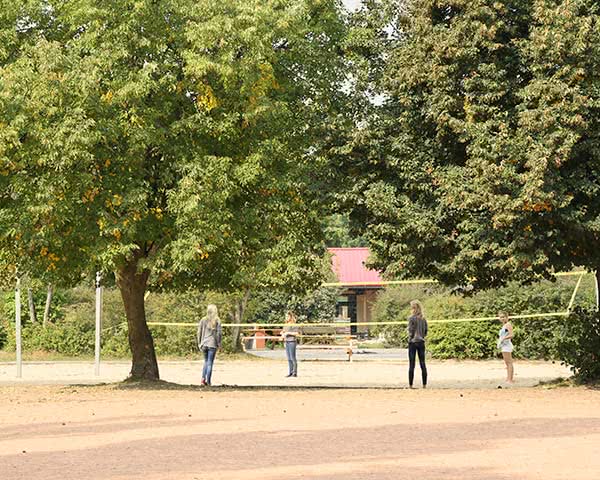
[328,247,383,286]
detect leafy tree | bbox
[323,213,368,247]
[340,0,600,304]
[0,0,349,379]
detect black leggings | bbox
[408,341,427,386]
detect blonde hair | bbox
[206,304,220,329]
[285,311,297,323]
[410,300,424,319]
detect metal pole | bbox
[595,271,599,312]
[16,277,22,378]
[94,272,103,376]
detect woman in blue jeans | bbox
[197,304,222,386]
[407,300,428,388]
[282,311,300,377]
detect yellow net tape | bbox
[144,271,589,329]
[322,270,589,287]
[566,272,585,312]
[147,311,570,329]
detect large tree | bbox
[339,0,600,299]
[0,0,349,379]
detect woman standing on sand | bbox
[497,311,514,384]
[281,311,300,377]
[407,300,428,388]
[197,304,222,386]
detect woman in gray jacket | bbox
[197,304,222,386]
[407,300,428,388]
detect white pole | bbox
[15,277,22,378]
[94,272,103,376]
[595,271,599,312]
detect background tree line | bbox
[1,0,599,381]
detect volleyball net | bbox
[145,270,594,347]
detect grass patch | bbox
[535,376,600,389]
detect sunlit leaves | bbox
[342,0,600,290]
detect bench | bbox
[241,324,356,361]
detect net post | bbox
[95,272,103,376]
[595,271,599,312]
[15,276,22,379]
[567,272,585,313]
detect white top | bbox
[497,326,513,352]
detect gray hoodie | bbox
[197,317,222,349]
[408,315,428,343]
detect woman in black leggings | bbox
[407,300,428,388]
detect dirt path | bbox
[0,384,599,480]
[0,358,572,389]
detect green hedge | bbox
[0,287,237,357]
[0,276,596,361]
[0,284,338,357]
[556,308,600,383]
[371,276,597,360]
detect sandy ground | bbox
[0,383,599,480]
[0,358,572,389]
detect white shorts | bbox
[501,345,513,353]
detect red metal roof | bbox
[327,247,383,286]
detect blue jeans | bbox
[285,341,297,375]
[202,347,217,385]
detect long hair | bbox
[206,304,220,329]
[410,300,424,319]
[285,311,297,323]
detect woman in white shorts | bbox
[497,311,514,384]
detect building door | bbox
[347,294,357,336]
[336,293,357,335]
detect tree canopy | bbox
[0,0,350,378]
[340,0,600,293]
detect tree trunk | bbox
[43,284,53,326]
[27,288,37,324]
[231,289,251,352]
[115,253,159,381]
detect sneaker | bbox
[201,379,207,386]
[285,374,292,378]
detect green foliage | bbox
[0,1,350,375]
[0,286,257,356]
[427,322,498,360]
[370,275,596,359]
[341,0,600,293]
[245,286,340,325]
[4,320,95,356]
[0,0,349,290]
[556,308,600,383]
[323,214,367,247]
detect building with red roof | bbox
[327,247,384,336]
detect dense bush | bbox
[427,322,498,359]
[0,285,339,357]
[556,308,600,383]
[0,275,595,361]
[0,319,7,349]
[0,285,69,325]
[4,320,95,355]
[0,286,234,357]
[245,286,340,325]
[371,276,597,360]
